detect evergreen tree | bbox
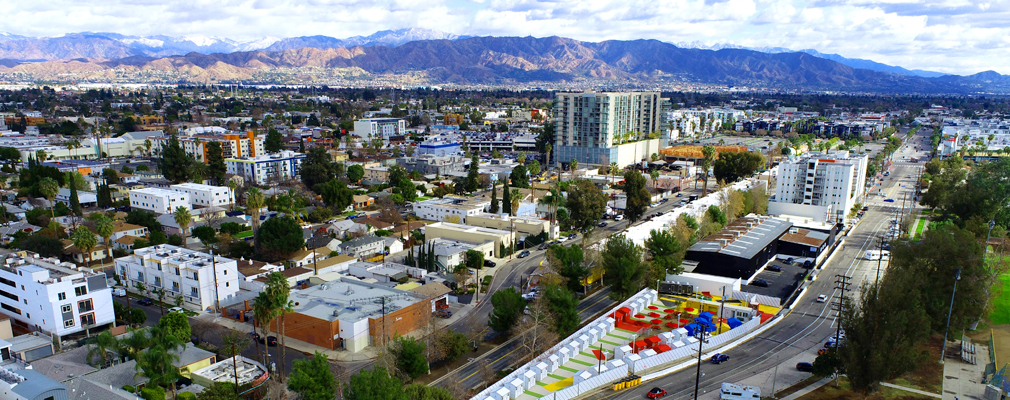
[465,153,480,193]
[159,135,192,183]
[489,184,499,213]
[69,179,81,216]
[205,141,227,185]
[502,180,512,215]
[265,128,284,153]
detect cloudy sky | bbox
[5,0,1007,75]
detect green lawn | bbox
[913,218,927,240]
[989,274,1010,324]
[416,196,432,201]
[235,230,254,239]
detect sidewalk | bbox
[941,341,989,400]
[193,312,378,362]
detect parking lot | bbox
[744,259,811,303]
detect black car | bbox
[249,332,263,343]
[796,362,814,372]
[484,260,497,268]
[136,298,154,306]
[767,265,782,272]
[267,336,278,346]
[538,243,550,251]
[862,206,869,211]
[598,222,608,228]
[751,279,770,287]
[517,250,531,258]
[568,233,577,239]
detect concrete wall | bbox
[277,311,338,350]
[368,298,429,347]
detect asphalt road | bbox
[596,129,930,400]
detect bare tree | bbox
[514,297,558,365]
[477,358,496,390]
[444,372,470,400]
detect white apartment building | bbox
[170,183,234,208]
[938,118,1010,158]
[0,252,114,339]
[114,245,239,312]
[553,91,669,168]
[353,118,406,139]
[129,188,191,214]
[226,150,306,185]
[412,196,490,223]
[770,151,868,223]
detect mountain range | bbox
[0,30,1006,93]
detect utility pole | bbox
[875,235,885,289]
[718,286,727,334]
[831,274,851,386]
[311,232,318,276]
[693,320,710,400]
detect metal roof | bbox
[688,216,793,260]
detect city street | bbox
[596,130,929,400]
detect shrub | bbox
[140,386,165,400]
[176,392,196,400]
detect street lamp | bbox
[940,268,961,363]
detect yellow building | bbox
[444,113,464,125]
[424,222,516,258]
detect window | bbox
[64,319,74,328]
[78,299,93,313]
[61,304,71,313]
[74,286,88,296]
[58,292,66,301]
[80,313,95,326]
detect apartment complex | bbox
[770,151,868,223]
[353,118,406,139]
[0,252,114,339]
[553,91,669,168]
[412,196,490,223]
[226,150,306,185]
[114,245,239,311]
[423,222,515,258]
[153,128,264,162]
[129,188,191,214]
[396,154,466,176]
[170,183,234,208]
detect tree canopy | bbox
[623,170,650,223]
[488,287,524,332]
[603,235,646,300]
[566,179,608,234]
[713,151,765,183]
[255,216,305,261]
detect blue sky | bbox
[5,0,1008,75]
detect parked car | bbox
[266,336,278,347]
[862,206,869,211]
[538,243,550,250]
[785,257,795,265]
[796,362,814,372]
[435,310,452,318]
[816,295,827,303]
[169,307,185,314]
[598,222,608,228]
[249,332,263,343]
[568,233,578,239]
[137,298,154,306]
[710,353,730,364]
[518,250,531,258]
[557,236,568,243]
[615,214,625,221]
[767,265,782,272]
[817,348,831,355]
[113,288,126,297]
[484,260,497,268]
[750,279,770,287]
[647,387,668,399]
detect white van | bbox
[864,250,890,261]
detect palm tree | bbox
[510,188,521,217]
[650,170,660,191]
[226,179,238,211]
[609,162,619,186]
[86,331,119,368]
[71,227,98,269]
[263,272,290,382]
[152,287,166,316]
[173,206,192,249]
[38,177,59,221]
[246,187,265,233]
[544,143,552,170]
[144,139,152,156]
[517,152,526,165]
[135,343,182,398]
[92,214,114,262]
[570,158,578,172]
[252,293,276,366]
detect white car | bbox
[816,295,827,303]
[557,236,568,243]
[614,214,625,221]
[169,307,185,314]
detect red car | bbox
[647,387,667,398]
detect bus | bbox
[864,250,890,261]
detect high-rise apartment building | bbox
[770,151,868,222]
[553,92,668,168]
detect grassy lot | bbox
[802,377,933,400]
[913,218,927,240]
[800,336,943,399]
[989,274,1010,325]
[234,230,254,239]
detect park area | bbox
[799,336,944,399]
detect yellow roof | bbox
[394,282,421,291]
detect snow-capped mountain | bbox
[264,28,467,51]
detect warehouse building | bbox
[684,215,793,279]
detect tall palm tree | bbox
[226,179,238,211]
[510,188,521,217]
[263,272,290,382]
[92,214,114,262]
[119,327,150,360]
[71,227,98,269]
[650,170,660,191]
[86,331,119,368]
[544,143,552,171]
[38,177,59,221]
[609,162,619,186]
[246,187,265,233]
[135,343,181,398]
[252,293,276,366]
[173,206,192,249]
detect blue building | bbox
[419,139,461,157]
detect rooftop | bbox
[688,215,793,260]
[779,228,829,247]
[128,245,234,269]
[192,356,267,386]
[290,277,424,322]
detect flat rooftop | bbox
[689,215,793,260]
[291,277,424,322]
[131,245,232,267]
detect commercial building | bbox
[129,188,191,214]
[0,367,67,400]
[226,150,306,185]
[170,183,234,208]
[412,196,490,223]
[553,91,669,168]
[423,222,515,258]
[770,151,868,223]
[279,278,428,352]
[418,138,461,157]
[353,118,406,139]
[396,154,466,176]
[0,252,114,339]
[465,213,557,241]
[114,245,239,312]
[684,215,793,279]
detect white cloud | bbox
[3,0,1010,74]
